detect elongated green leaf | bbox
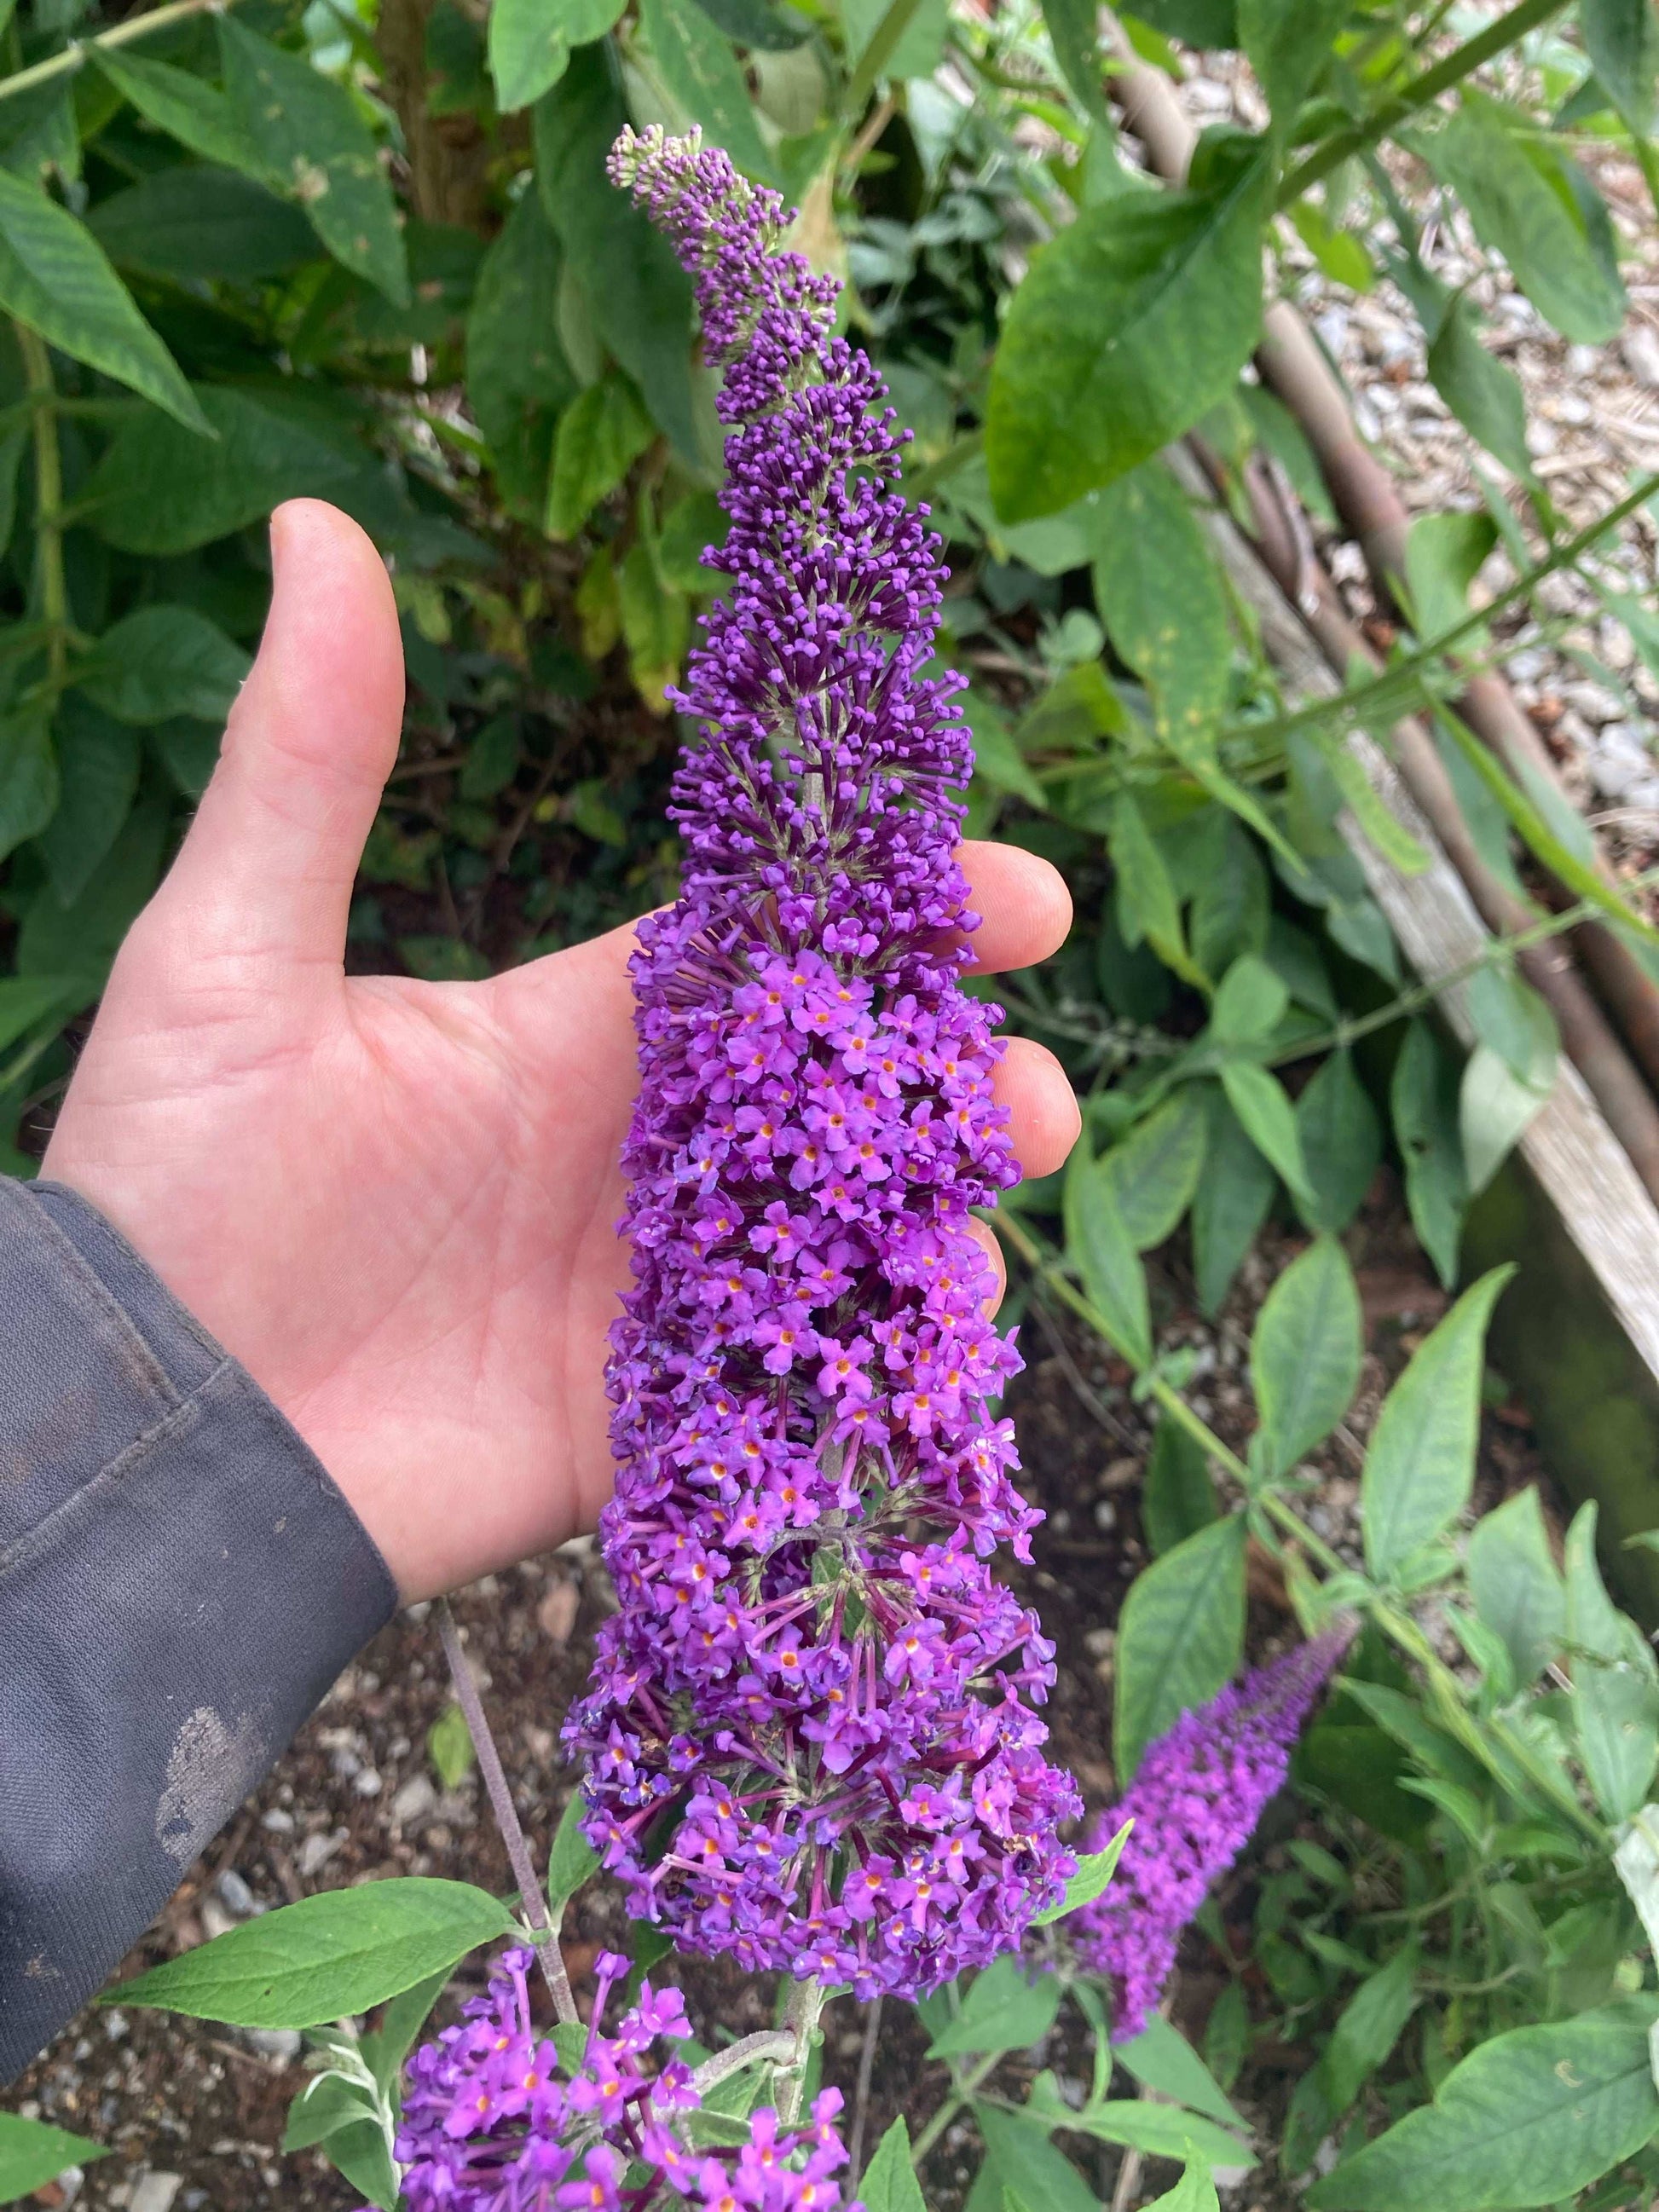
[643,0,777,180]
[319,2117,401,2210]
[1219,1060,1314,1204]
[1211,953,1288,1048]
[928,1955,1062,2059]
[1059,2099,1251,2169]
[78,606,251,726]
[1425,291,1534,482]
[16,797,169,993]
[1193,1079,1276,1317]
[1115,1515,1246,1780]
[1294,1048,1382,1234]
[1425,94,1626,344]
[1251,1236,1361,1478]
[1307,1999,1659,2210]
[691,0,812,48]
[88,165,321,284]
[37,697,140,905]
[1238,0,1347,124]
[1460,1042,1550,1195]
[1063,1142,1151,1368]
[1110,789,1203,986]
[1035,1819,1131,1925]
[1390,1019,1467,1291]
[1142,1407,1220,1556]
[1116,2013,1249,2134]
[1566,1502,1659,1822]
[1466,1487,1565,1692]
[986,141,1269,520]
[465,189,577,514]
[1039,0,1109,118]
[1317,1949,1419,2113]
[858,2116,927,2212]
[1143,2172,1220,2212]
[488,0,586,110]
[0,707,56,866]
[546,373,655,539]
[1583,0,1659,131]
[546,1790,599,1925]
[0,2114,107,2199]
[1361,1268,1513,1581]
[219,19,409,305]
[1102,1086,1208,1251]
[974,2106,1101,2212]
[108,1878,518,2027]
[93,47,265,174]
[85,384,361,555]
[0,973,75,1054]
[0,172,208,434]
[1090,458,1231,760]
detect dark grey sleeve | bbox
[0,1176,399,2082]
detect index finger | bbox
[957,840,1073,976]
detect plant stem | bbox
[690,2030,798,2095]
[909,2048,1003,2166]
[434,1598,580,2025]
[1276,0,1571,205]
[847,1994,883,2178]
[16,323,65,688]
[774,1978,827,2125]
[0,0,233,107]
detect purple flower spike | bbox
[395,1945,858,2209]
[1073,1632,1351,2040]
[564,127,1080,2000]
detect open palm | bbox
[43,505,1079,1599]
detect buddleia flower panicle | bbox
[1072,1632,1352,2040]
[394,1945,857,2210]
[564,126,1081,2000]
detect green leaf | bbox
[0,171,208,434]
[1582,0,1659,132]
[365,1965,454,2091]
[489,0,598,110]
[1466,1487,1565,1692]
[1051,2097,1251,2170]
[108,1878,519,2027]
[78,606,251,725]
[546,1789,600,1924]
[1459,1041,1550,1195]
[690,0,812,49]
[1192,1079,1276,1316]
[1316,1948,1419,2114]
[1250,1235,1361,1478]
[1211,952,1288,1048]
[399,934,492,982]
[546,373,655,539]
[1425,93,1626,344]
[1039,0,1110,118]
[1390,1019,1468,1291]
[1403,510,1497,645]
[1191,815,1269,979]
[1361,1268,1514,1581]
[1142,2171,1221,2212]
[974,2105,1101,2212]
[465,191,578,512]
[427,1701,475,1789]
[1219,1060,1314,1204]
[968,690,1048,809]
[459,713,520,801]
[1142,1406,1220,1556]
[986,139,1270,521]
[1116,2013,1250,2134]
[87,165,321,284]
[842,0,948,87]
[0,2114,107,2201]
[1114,1515,1246,1780]
[1035,1818,1131,1925]
[1101,1086,1208,1251]
[1294,1048,1381,1234]
[16,796,169,994]
[1566,1501,1659,1822]
[620,540,689,712]
[642,0,778,181]
[928,1954,1062,2059]
[1090,457,1231,760]
[1306,1998,1659,2210]
[36,696,140,904]
[84,384,361,555]
[1237,0,1346,124]
[0,973,75,1054]
[319,2117,401,2210]
[1063,1141,1151,1368]
[283,2071,379,2151]
[1328,744,1432,878]
[0,706,56,866]
[858,2116,927,2212]
[1425,292,1535,483]
[535,49,697,459]
[218,19,410,305]
[1109,789,1203,987]
[93,47,265,174]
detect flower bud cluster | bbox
[564,127,1079,1999]
[396,1947,855,2210]
[1073,1634,1350,2039]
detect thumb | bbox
[151,500,404,975]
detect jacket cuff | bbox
[0,1176,399,2082]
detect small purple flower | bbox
[564,126,1079,2001]
[1072,1633,1351,2040]
[394,1946,858,2210]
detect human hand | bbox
[43,502,1080,1600]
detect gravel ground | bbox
[9,1176,1558,2212]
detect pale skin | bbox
[43,501,1081,1602]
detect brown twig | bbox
[847,1995,884,2179]
[435,1599,580,2024]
